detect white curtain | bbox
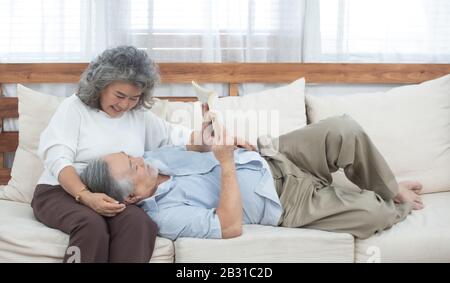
[0,0,449,99]
[0,0,305,63]
[0,0,305,97]
[1,0,449,165]
[1,0,449,64]
[304,0,450,63]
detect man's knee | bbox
[324,115,366,139]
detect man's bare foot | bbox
[394,181,424,210]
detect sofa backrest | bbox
[1,62,450,185]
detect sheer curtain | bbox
[126,0,305,95]
[0,0,305,97]
[0,0,304,63]
[2,0,449,64]
[304,0,450,63]
[1,0,449,165]
[302,0,450,99]
[1,0,449,98]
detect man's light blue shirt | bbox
[138,146,282,240]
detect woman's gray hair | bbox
[77,45,160,110]
[79,158,134,203]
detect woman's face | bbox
[99,81,142,117]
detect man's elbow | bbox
[222,225,242,239]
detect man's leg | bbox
[295,180,411,239]
[262,115,399,200]
[106,205,158,263]
[258,115,415,238]
[32,184,109,262]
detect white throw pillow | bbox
[0,85,66,203]
[306,74,450,194]
[216,78,307,145]
[162,78,307,145]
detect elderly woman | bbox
[30,46,201,263]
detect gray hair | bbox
[77,45,160,110]
[79,158,134,203]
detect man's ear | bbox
[125,193,143,204]
[123,194,137,205]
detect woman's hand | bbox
[79,191,126,217]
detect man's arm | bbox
[212,123,243,239]
[186,108,255,153]
[215,156,243,239]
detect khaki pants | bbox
[258,115,412,239]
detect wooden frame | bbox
[1,63,450,184]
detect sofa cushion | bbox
[306,74,450,194]
[355,192,450,263]
[0,199,174,263]
[174,224,354,263]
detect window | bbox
[317,0,450,61]
[129,0,287,62]
[1,0,448,63]
[0,0,84,61]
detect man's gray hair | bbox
[77,45,160,110]
[79,158,134,203]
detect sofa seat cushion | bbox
[355,192,450,263]
[0,199,174,263]
[174,224,354,262]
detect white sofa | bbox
[1,73,449,263]
[1,192,449,262]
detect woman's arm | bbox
[58,166,125,217]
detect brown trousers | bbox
[259,115,412,239]
[31,184,158,263]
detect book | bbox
[191,81,221,139]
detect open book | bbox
[191,81,221,138]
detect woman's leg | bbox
[31,184,109,263]
[106,205,158,263]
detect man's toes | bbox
[412,186,422,194]
[411,181,423,190]
[413,201,424,210]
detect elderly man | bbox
[80,115,423,241]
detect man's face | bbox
[104,152,158,203]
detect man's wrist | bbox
[220,158,236,169]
